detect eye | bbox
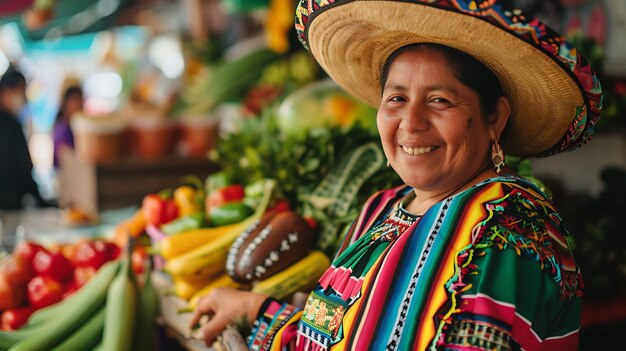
[387,95,407,103]
[429,97,450,104]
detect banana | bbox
[102,256,138,351]
[26,260,121,327]
[159,223,241,260]
[188,273,246,309]
[50,307,105,351]
[163,221,251,280]
[251,251,330,300]
[0,327,37,350]
[165,180,276,281]
[6,260,121,351]
[172,275,217,300]
[133,263,159,351]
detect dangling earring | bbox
[386,160,390,168]
[491,139,505,174]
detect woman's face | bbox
[377,47,493,193]
[65,93,83,117]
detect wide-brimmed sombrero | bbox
[295,0,603,157]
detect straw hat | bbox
[295,0,603,157]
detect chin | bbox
[396,172,436,190]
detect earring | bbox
[386,160,390,168]
[491,140,505,174]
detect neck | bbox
[406,165,495,215]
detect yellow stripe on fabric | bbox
[269,311,303,351]
[417,183,504,351]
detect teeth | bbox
[402,145,435,155]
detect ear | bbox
[488,96,511,141]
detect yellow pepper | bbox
[174,186,201,217]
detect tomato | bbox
[27,276,64,309]
[63,280,80,299]
[206,185,245,210]
[0,306,35,330]
[33,251,74,282]
[0,273,27,311]
[105,241,122,261]
[14,241,47,274]
[0,256,30,310]
[142,194,179,226]
[71,240,114,270]
[72,266,97,288]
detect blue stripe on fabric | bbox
[369,200,447,350]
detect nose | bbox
[399,102,430,132]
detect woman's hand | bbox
[189,287,268,346]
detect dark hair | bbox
[0,69,26,90]
[380,43,504,117]
[63,85,83,101]
[55,85,83,124]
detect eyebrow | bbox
[382,83,461,98]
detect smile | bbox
[401,145,438,155]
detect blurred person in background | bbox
[0,68,47,210]
[52,85,83,168]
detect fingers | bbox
[189,287,259,345]
[189,295,214,329]
[200,314,231,347]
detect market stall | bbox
[1,0,625,350]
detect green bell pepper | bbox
[209,202,253,227]
[160,212,206,235]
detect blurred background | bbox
[0,0,624,349]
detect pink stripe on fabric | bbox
[264,300,284,316]
[353,227,413,350]
[455,293,579,350]
[511,310,579,351]
[353,186,407,243]
[461,293,517,325]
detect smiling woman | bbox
[377,44,510,212]
[189,1,603,350]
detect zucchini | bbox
[303,142,384,251]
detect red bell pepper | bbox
[131,246,148,276]
[206,184,245,210]
[304,216,318,231]
[27,276,64,309]
[142,194,179,226]
[1,305,35,330]
[33,251,74,282]
[267,199,291,213]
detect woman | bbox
[191,0,602,350]
[52,85,83,167]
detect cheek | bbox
[376,110,391,142]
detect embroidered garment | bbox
[248,176,583,351]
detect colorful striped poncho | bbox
[248,176,583,350]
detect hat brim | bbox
[306,1,584,156]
